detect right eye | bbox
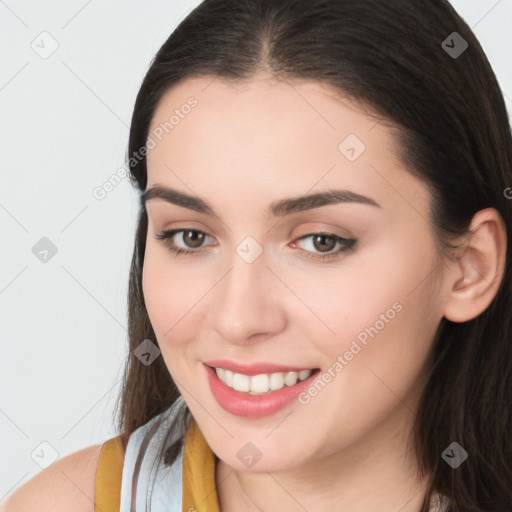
[154,228,214,257]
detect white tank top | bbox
[119,398,188,511]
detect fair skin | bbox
[0,444,102,511]
[141,73,506,512]
[2,73,505,512]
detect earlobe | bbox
[443,208,507,323]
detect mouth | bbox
[205,363,321,395]
[204,362,321,418]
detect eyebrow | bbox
[141,184,381,217]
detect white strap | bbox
[119,399,187,511]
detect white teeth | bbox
[250,374,270,393]
[224,369,234,387]
[284,371,298,386]
[298,369,312,380]
[232,373,250,392]
[214,367,314,394]
[269,372,284,391]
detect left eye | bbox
[291,232,357,259]
[154,229,357,261]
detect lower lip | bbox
[204,364,320,418]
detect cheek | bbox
[300,238,442,422]
[279,236,436,351]
[142,246,191,346]
[141,243,213,377]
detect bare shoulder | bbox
[0,443,103,512]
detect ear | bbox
[443,207,507,323]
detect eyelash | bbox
[154,228,357,261]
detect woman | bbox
[4,0,511,511]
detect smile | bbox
[204,363,321,418]
[214,367,315,395]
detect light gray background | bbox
[1,0,511,500]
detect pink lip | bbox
[203,359,316,376]
[204,363,320,418]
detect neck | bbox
[215,407,431,512]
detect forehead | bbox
[145,74,430,216]
[147,74,386,155]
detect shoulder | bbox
[0,442,104,512]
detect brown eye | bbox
[311,234,337,253]
[292,232,357,261]
[182,230,205,248]
[154,228,212,256]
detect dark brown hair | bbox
[113,1,512,509]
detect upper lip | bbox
[204,359,318,376]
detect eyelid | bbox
[292,222,354,240]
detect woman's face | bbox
[142,74,449,472]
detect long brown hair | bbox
[113,1,512,509]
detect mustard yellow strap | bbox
[94,435,125,512]
[182,418,220,512]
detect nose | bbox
[209,245,287,346]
